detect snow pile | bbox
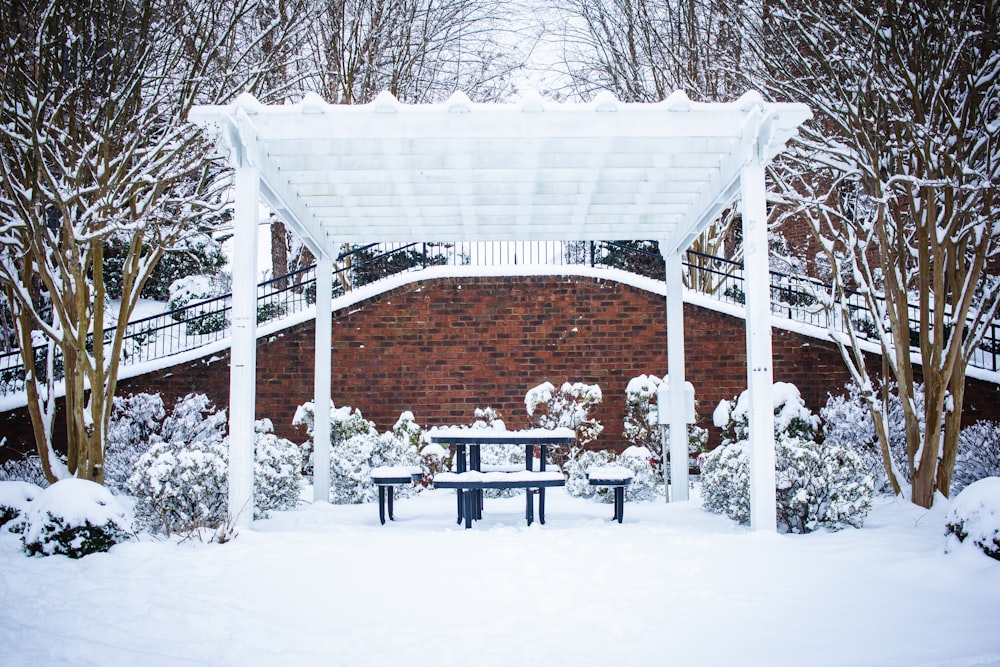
[946,477,1000,561]
[21,478,131,558]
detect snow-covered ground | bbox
[2,487,998,667]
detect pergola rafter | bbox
[189,89,811,531]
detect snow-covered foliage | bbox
[713,382,819,447]
[953,422,1000,496]
[128,437,230,535]
[168,275,228,335]
[821,383,917,494]
[104,393,167,493]
[0,456,48,488]
[624,374,661,449]
[616,446,660,502]
[525,381,603,450]
[0,481,42,531]
[330,431,421,505]
[703,383,873,532]
[104,230,227,301]
[22,479,132,558]
[946,478,1000,561]
[250,419,303,519]
[564,446,659,502]
[293,400,376,474]
[700,437,874,533]
[564,449,615,499]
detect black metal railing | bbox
[1,240,997,397]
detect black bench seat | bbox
[433,470,565,528]
[586,466,635,524]
[371,466,423,525]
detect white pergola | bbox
[189,89,811,531]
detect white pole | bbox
[313,254,333,503]
[741,157,777,532]
[664,248,689,502]
[228,164,260,529]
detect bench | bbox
[587,466,635,523]
[433,470,565,529]
[371,466,423,525]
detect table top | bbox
[429,427,576,446]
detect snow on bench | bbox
[433,470,566,528]
[371,466,423,525]
[586,466,634,524]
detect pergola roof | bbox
[190,90,810,257]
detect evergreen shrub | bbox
[945,477,1000,561]
[22,479,132,558]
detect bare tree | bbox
[0,0,314,483]
[748,0,999,507]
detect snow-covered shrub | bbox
[713,382,819,446]
[624,374,661,450]
[251,419,303,519]
[330,430,420,504]
[293,400,376,474]
[821,383,914,494]
[168,275,227,335]
[0,480,42,531]
[161,393,227,445]
[525,381,603,448]
[703,384,873,532]
[104,392,166,493]
[564,448,616,499]
[22,479,131,558]
[945,477,1000,561]
[700,438,874,532]
[0,455,47,487]
[617,446,660,501]
[128,437,230,535]
[953,421,1000,495]
[104,230,226,301]
[420,442,450,486]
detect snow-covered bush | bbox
[293,400,376,474]
[0,455,47,487]
[564,448,615,499]
[624,374,661,450]
[168,275,228,335]
[161,393,228,445]
[525,381,603,448]
[700,437,874,532]
[128,437,230,535]
[251,419,303,519]
[703,383,874,533]
[22,479,132,558]
[953,421,1000,495]
[617,446,660,501]
[0,480,42,531]
[713,382,819,446]
[104,392,166,493]
[821,383,910,494]
[945,477,1000,561]
[330,430,420,504]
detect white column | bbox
[312,254,333,503]
[741,157,777,532]
[664,248,689,502]
[228,164,260,529]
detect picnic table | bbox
[429,427,575,528]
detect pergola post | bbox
[740,155,778,532]
[228,163,260,528]
[312,254,333,503]
[664,248,689,502]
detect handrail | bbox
[1,240,997,397]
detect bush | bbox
[104,393,166,494]
[953,421,1000,495]
[22,479,131,558]
[564,449,616,499]
[330,431,420,504]
[168,275,228,335]
[128,437,230,535]
[0,455,48,487]
[945,477,1000,561]
[701,438,874,533]
[616,446,661,502]
[252,419,303,519]
[703,383,873,533]
[0,480,43,531]
[526,381,603,469]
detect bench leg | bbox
[539,488,546,525]
[615,486,625,523]
[387,486,395,521]
[464,489,475,529]
[525,489,534,526]
[378,486,387,525]
[456,489,463,525]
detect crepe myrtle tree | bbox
[0,0,314,483]
[741,0,999,507]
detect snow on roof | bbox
[189,90,811,258]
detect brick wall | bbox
[3,274,998,457]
